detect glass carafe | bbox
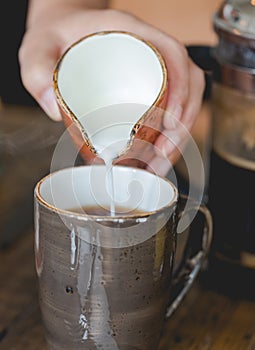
[208,0,255,285]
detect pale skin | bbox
[19,0,205,176]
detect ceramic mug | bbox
[53,31,168,168]
[34,165,212,350]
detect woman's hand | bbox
[19,2,204,175]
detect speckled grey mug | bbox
[34,165,212,350]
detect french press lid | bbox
[214,0,255,39]
[213,0,255,91]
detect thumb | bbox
[18,31,62,121]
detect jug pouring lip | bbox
[53,30,168,158]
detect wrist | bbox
[27,0,108,27]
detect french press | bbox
[204,0,255,275]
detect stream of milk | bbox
[80,104,149,216]
[90,124,132,216]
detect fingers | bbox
[128,21,197,121]
[18,30,62,121]
[180,59,205,131]
[147,154,175,177]
[158,41,205,132]
[147,59,205,175]
[160,59,205,149]
[149,33,190,112]
[145,27,205,129]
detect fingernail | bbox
[40,88,62,121]
[164,103,183,129]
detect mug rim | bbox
[53,30,168,156]
[35,165,178,221]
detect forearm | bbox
[27,0,109,27]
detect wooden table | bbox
[1,104,255,349]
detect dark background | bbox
[0,1,37,106]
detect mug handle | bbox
[166,195,213,318]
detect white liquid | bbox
[79,104,151,215]
[102,154,116,216]
[81,125,132,216]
